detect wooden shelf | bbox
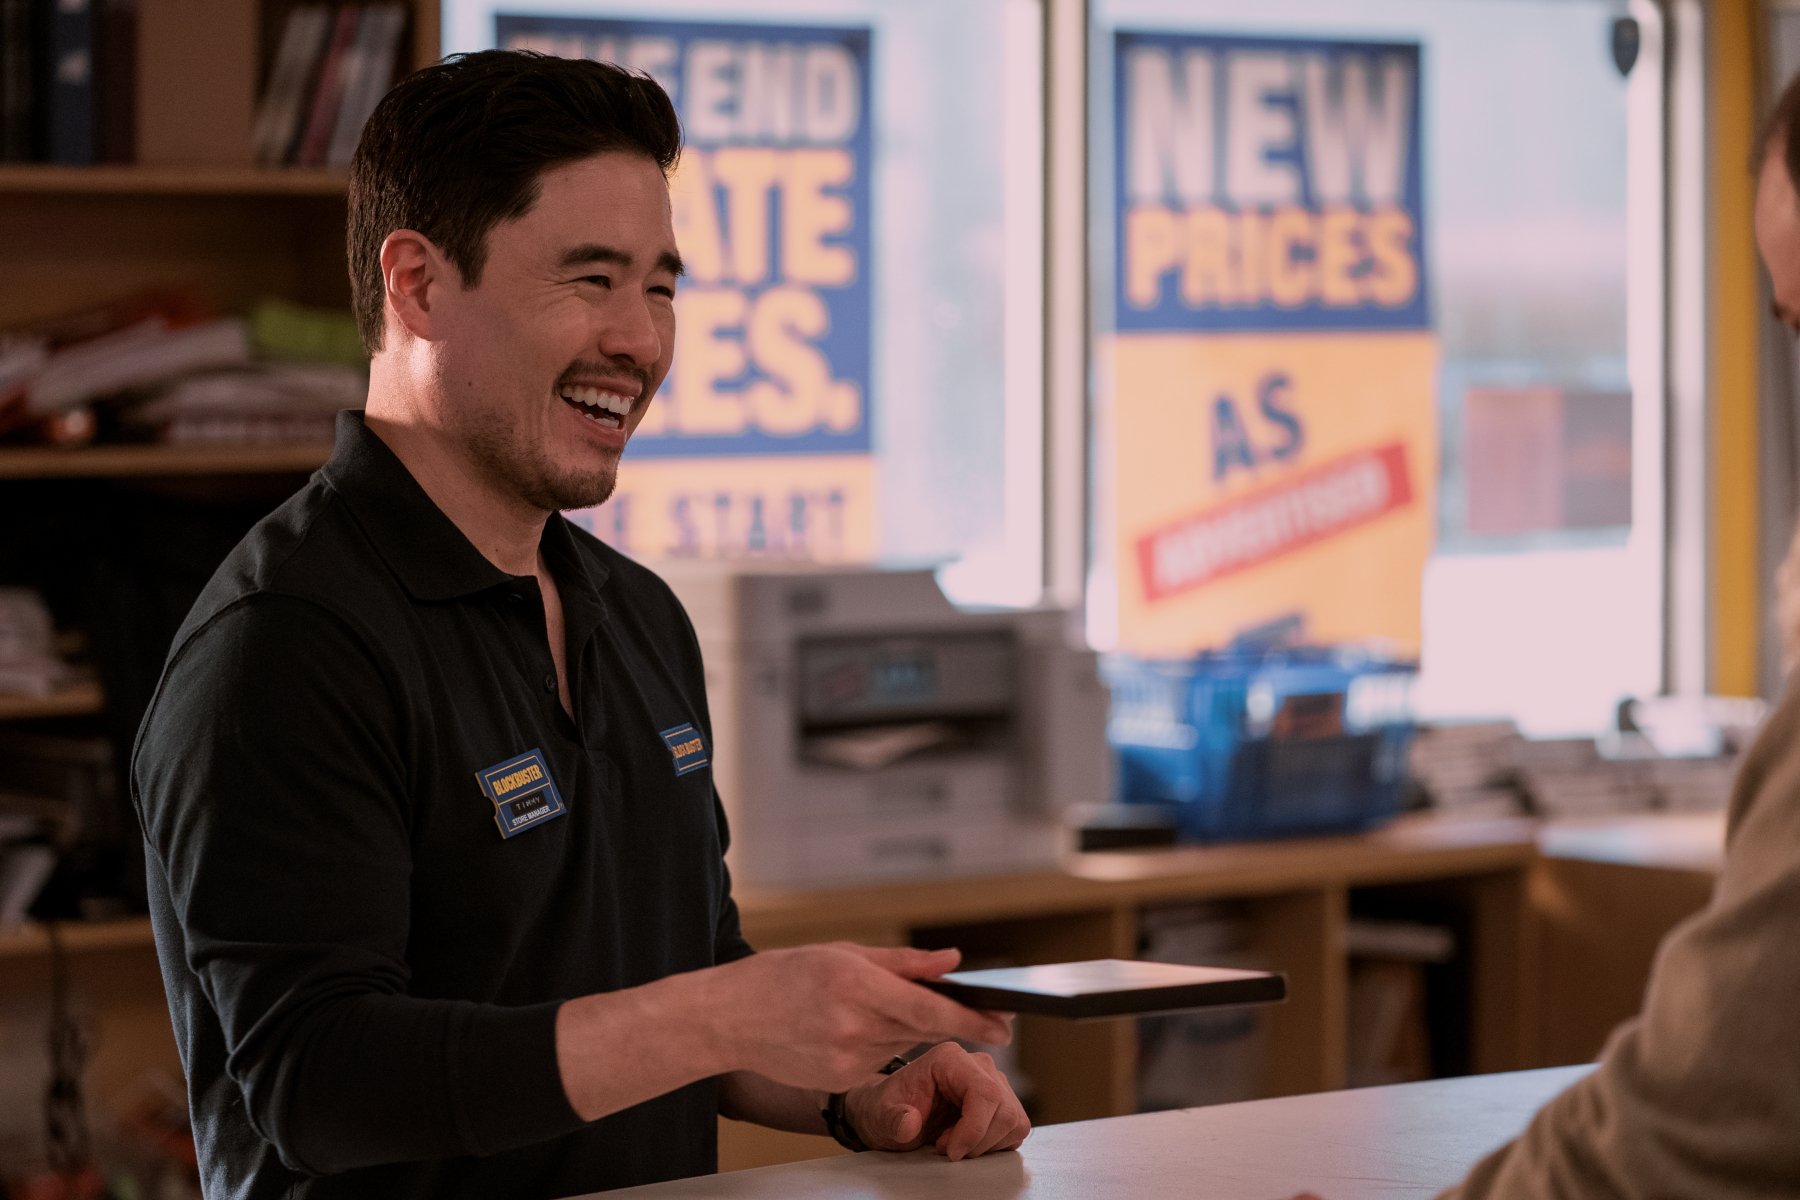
[0,164,349,197]
[1065,814,1539,892]
[0,442,331,479]
[732,818,1536,946]
[0,915,154,959]
[0,681,104,720]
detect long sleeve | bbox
[134,594,585,1177]
[708,786,755,967]
[672,590,753,969]
[1441,686,1800,1199]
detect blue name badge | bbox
[476,749,567,839]
[659,723,709,777]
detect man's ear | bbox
[380,229,452,342]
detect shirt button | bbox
[543,672,557,693]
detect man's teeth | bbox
[560,385,632,429]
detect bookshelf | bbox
[0,0,443,1070]
[0,914,154,960]
[0,441,332,479]
[1,3,442,329]
[0,682,105,720]
[0,163,351,196]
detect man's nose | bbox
[598,293,663,366]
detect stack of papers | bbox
[1407,722,1525,815]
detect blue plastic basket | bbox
[1104,647,1416,842]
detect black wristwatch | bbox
[821,1055,910,1152]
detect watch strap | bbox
[820,1054,912,1152]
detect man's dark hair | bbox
[1756,72,1800,194]
[347,50,682,353]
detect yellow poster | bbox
[1111,31,1434,654]
[566,455,877,562]
[1112,333,1435,652]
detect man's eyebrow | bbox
[557,243,686,278]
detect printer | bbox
[659,563,1110,888]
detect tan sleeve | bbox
[1441,685,1800,1200]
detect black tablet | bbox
[923,958,1287,1020]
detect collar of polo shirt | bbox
[320,411,611,604]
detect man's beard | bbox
[461,411,619,514]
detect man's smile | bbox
[558,383,638,430]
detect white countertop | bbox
[1538,812,1726,872]
[575,1065,1593,1200]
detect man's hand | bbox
[705,943,1013,1094]
[842,1042,1031,1161]
[560,941,1010,1124]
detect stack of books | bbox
[122,361,360,445]
[0,290,364,447]
[0,291,251,443]
[1644,756,1739,813]
[0,587,75,699]
[1406,721,1527,817]
[1515,755,1657,818]
[252,4,408,168]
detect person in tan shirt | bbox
[1433,74,1800,1200]
[1441,687,1800,1196]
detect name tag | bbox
[659,723,710,777]
[476,748,568,839]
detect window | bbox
[1089,0,1666,734]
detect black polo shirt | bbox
[133,411,752,1200]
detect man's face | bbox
[426,150,681,513]
[1755,147,1800,337]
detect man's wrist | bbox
[821,1055,911,1151]
[821,1088,870,1151]
[556,968,733,1122]
[672,963,736,1076]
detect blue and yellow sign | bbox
[565,453,877,561]
[476,748,568,839]
[1115,32,1427,333]
[497,15,877,560]
[658,722,710,777]
[1110,31,1436,655]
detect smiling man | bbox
[133,51,1027,1200]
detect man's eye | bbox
[650,286,677,299]
[581,276,612,288]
